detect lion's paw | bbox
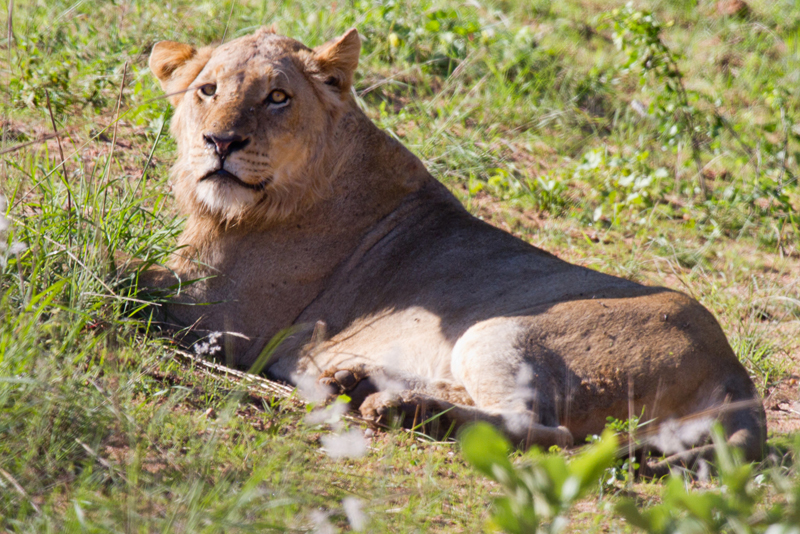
[317,369,378,408]
[359,391,400,423]
[555,425,574,449]
[318,369,361,394]
[359,391,444,427]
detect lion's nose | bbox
[203,133,250,159]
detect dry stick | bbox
[619,397,762,461]
[3,0,13,185]
[627,376,634,486]
[134,112,166,197]
[172,347,296,399]
[717,111,756,164]
[0,467,40,514]
[6,0,12,45]
[168,347,392,431]
[0,132,58,156]
[75,438,130,484]
[102,61,128,218]
[45,91,71,209]
[45,90,74,252]
[639,378,664,473]
[664,53,707,198]
[221,0,237,44]
[778,106,790,188]
[411,404,421,436]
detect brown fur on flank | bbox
[144,27,766,468]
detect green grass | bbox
[2,0,800,531]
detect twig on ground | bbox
[135,112,166,196]
[221,0,237,44]
[0,468,40,514]
[103,61,128,216]
[45,90,70,211]
[45,89,74,250]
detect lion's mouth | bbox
[200,169,270,191]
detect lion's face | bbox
[149,28,360,225]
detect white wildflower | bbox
[0,195,9,242]
[295,373,333,403]
[631,99,650,118]
[649,416,713,455]
[320,429,368,459]
[0,193,28,267]
[513,363,537,403]
[502,412,536,437]
[310,510,337,534]
[696,459,710,482]
[369,371,406,395]
[8,242,27,256]
[305,400,348,427]
[342,497,366,532]
[193,331,223,357]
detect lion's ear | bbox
[149,41,212,105]
[313,28,360,94]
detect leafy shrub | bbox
[615,425,800,534]
[462,421,800,534]
[573,148,671,225]
[460,423,618,533]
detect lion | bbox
[146,26,766,470]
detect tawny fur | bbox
[144,28,766,464]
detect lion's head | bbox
[149,27,361,226]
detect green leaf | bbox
[615,499,653,531]
[460,422,514,480]
[568,429,618,493]
[489,496,538,534]
[535,454,569,496]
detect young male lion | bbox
[146,27,765,469]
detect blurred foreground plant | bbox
[460,423,618,533]
[462,421,800,534]
[616,425,800,534]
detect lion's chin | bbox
[195,178,260,219]
[200,169,270,191]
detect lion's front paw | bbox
[317,368,378,408]
[359,391,401,423]
[318,369,361,394]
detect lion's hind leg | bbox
[447,317,577,449]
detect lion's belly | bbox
[305,306,456,381]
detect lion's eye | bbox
[199,84,217,97]
[267,90,289,105]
